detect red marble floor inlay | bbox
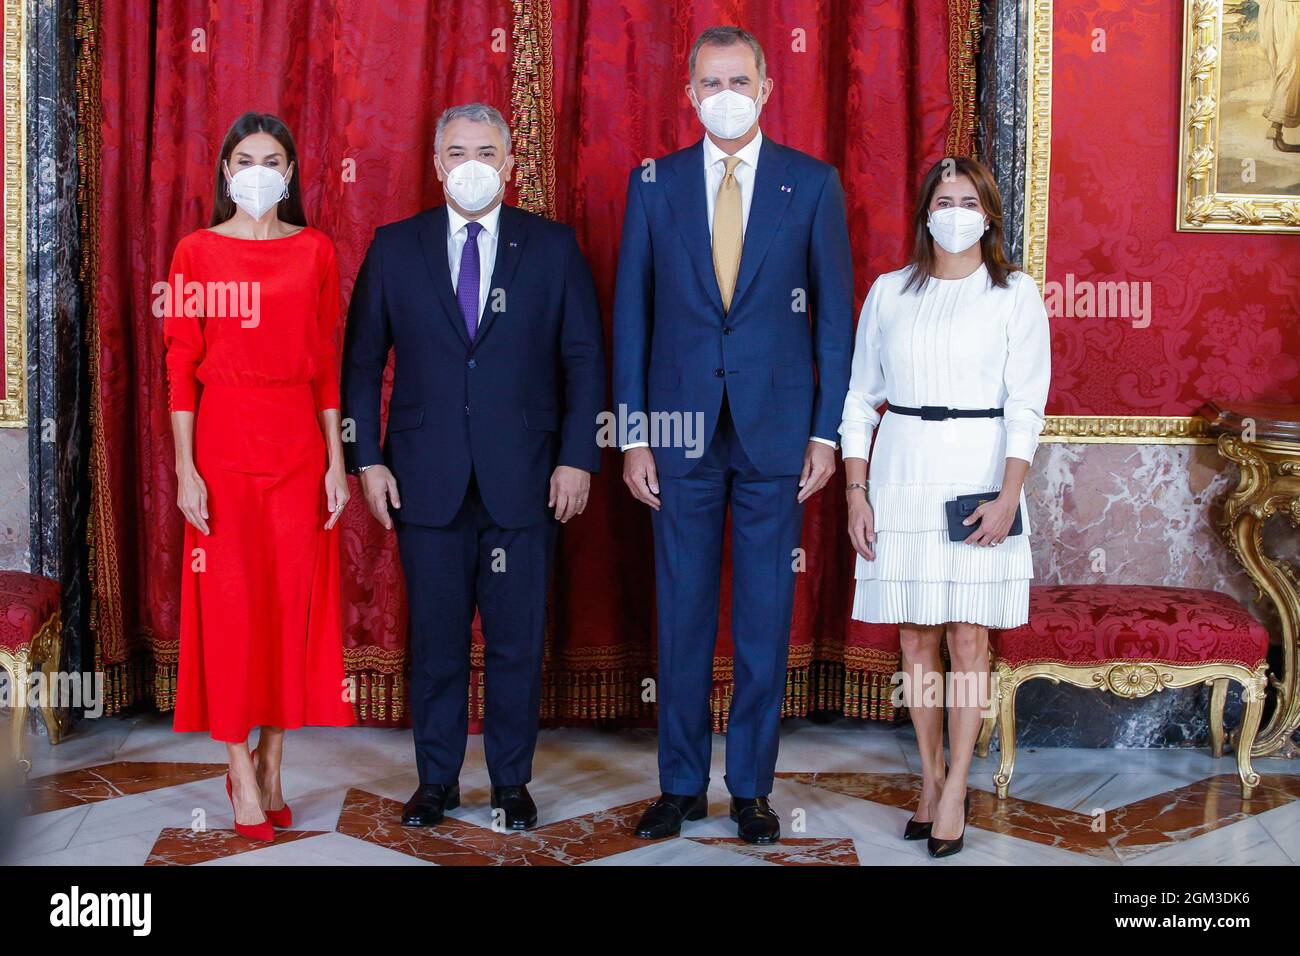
[145,827,327,866]
[336,788,655,866]
[1108,773,1300,861]
[27,762,229,814]
[780,771,1300,861]
[688,837,860,865]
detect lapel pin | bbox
[780,184,792,193]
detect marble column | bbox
[978,0,1029,265]
[26,0,87,692]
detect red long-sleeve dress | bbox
[163,226,355,742]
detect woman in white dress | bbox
[839,157,1050,858]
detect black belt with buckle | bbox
[889,404,1005,422]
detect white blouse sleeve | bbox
[838,278,888,461]
[1003,273,1052,464]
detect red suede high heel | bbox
[251,749,293,829]
[225,771,274,842]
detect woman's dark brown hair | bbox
[210,112,307,227]
[902,156,1016,294]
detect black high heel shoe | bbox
[927,791,970,859]
[903,764,948,841]
[903,817,932,841]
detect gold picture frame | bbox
[1177,0,1300,233]
[1021,0,1052,295]
[0,0,25,427]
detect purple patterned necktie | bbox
[456,220,483,341]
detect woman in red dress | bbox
[164,113,354,842]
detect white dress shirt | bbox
[447,203,501,327]
[704,129,763,240]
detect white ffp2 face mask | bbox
[693,88,761,140]
[439,157,503,213]
[927,206,988,254]
[226,164,289,220]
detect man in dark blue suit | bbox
[343,104,605,831]
[614,28,854,844]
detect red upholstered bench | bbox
[977,585,1269,798]
[0,571,64,774]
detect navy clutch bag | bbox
[944,492,1023,542]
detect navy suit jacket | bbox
[612,137,854,478]
[342,204,605,529]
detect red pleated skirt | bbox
[173,382,355,742]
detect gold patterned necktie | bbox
[712,155,743,312]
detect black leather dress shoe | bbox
[634,792,708,840]
[730,797,781,844]
[401,784,459,827]
[491,785,538,830]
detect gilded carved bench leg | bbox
[32,614,65,745]
[1235,667,1268,797]
[975,649,995,758]
[0,650,31,776]
[993,664,1018,799]
[976,713,994,759]
[1209,677,1228,759]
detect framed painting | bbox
[1178,0,1300,232]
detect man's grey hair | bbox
[434,103,512,155]
[689,26,766,83]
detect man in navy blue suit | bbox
[343,103,605,831]
[614,27,854,844]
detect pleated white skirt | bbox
[852,411,1033,629]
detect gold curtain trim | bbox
[78,0,141,706]
[945,0,981,158]
[99,654,176,716]
[509,0,556,218]
[342,659,900,729]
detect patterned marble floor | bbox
[6,714,1300,866]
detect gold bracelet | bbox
[846,482,868,495]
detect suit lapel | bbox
[473,205,526,346]
[417,205,472,349]
[664,143,726,316]
[731,138,794,310]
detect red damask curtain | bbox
[81,0,978,727]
